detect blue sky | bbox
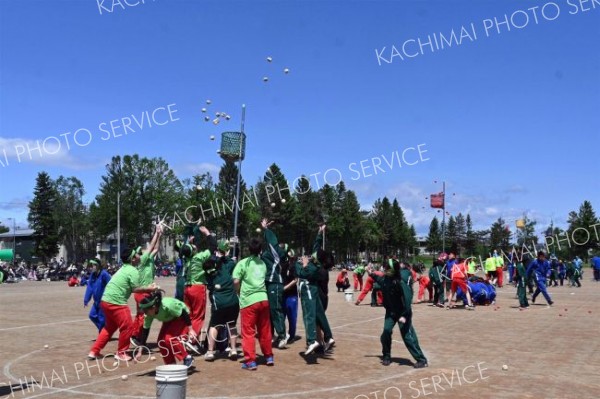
[1,0,599,237]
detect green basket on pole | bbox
[219,132,246,162]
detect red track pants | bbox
[184,284,206,334]
[240,300,273,363]
[90,301,133,357]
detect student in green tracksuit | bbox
[369,258,428,368]
[428,260,445,307]
[296,225,334,355]
[515,256,529,309]
[260,218,288,349]
[203,239,240,361]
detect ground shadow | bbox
[0,383,34,396]
[364,354,413,367]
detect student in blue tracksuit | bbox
[481,281,496,304]
[83,259,112,332]
[526,251,554,306]
[558,260,567,286]
[456,281,488,306]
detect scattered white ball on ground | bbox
[502,365,508,371]
[266,56,273,62]
[263,77,269,82]
[281,199,286,204]
[150,356,156,361]
[121,375,128,381]
[113,361,119,367]
[44,345,49,349]
[284,68,290,74]
[210,135,215,141]
[270,202,276,207]
[256,228,261,233]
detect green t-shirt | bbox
[232,255,267,309]
[143,297,189,328]
[494,256,504,267]
[138,252,155,287]
[467,260,476,274]
[484,257,496,272]
[102,264,140,305]
[354,265,366,276]
[185,249,210,285]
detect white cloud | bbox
[0,136,92,169]
[179,162,220,176]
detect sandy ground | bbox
[1,274,599,399]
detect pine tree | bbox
[566,201,599,259]
[426,217,442,256]
[489,218,511,253]
[464,214,476,255]
[28,172,60,263]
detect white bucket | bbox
[155,365,188,399]
[344,289,354,302]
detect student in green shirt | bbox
[88,247,158,362]
[203,239,240,361]
[182,226,217,339]
[131,225,162,347]
[260,218,289,350]
[139,291,195,368]
[369,258,428,368]
[233,238,273,370]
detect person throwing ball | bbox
[367,259,428,368]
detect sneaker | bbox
[466,305,475,311]
[114,353,133,362]
[548,300,554,306]
[87,352,103,360]
[414,360,429,369]
[130,336,142,348]
[241,361,257,370]
[531,297,536,304]
[228,349,238,360]
[382,358,391,366]
[204,351,215,361]
[323,338,335,352]
[305,341,320,355]
[277,336,288,349]
[184,340,202,356]
[266,356,274,366]
[183,355,194,368]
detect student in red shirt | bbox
[449,258,474,310]
[68,275,80,287]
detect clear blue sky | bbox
[1,0,599,237]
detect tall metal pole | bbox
[442,181,446,253]
[232,104,246,258]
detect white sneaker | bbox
[305,341,320,355]
[204,351,215,361]
[323,338,335,352]
[277,336,288,349]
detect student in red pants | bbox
[138,291,196,368]
[131,226,162,346]
[417,274,433,303]
[88,248,157,361]
[354,266,384,306]
[182,226,217,339]
[353,262,366,291]
[233,237,273,370]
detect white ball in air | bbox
[281,199,286,204]
[263,77,269,82]
[284,68,290,74]
[271,202,276,207]
[210,135,215,141]
[266,56,273,62]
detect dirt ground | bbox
[1,275,599,399]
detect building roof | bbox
[0,229,35,238]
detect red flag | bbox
[430,193,444,209]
